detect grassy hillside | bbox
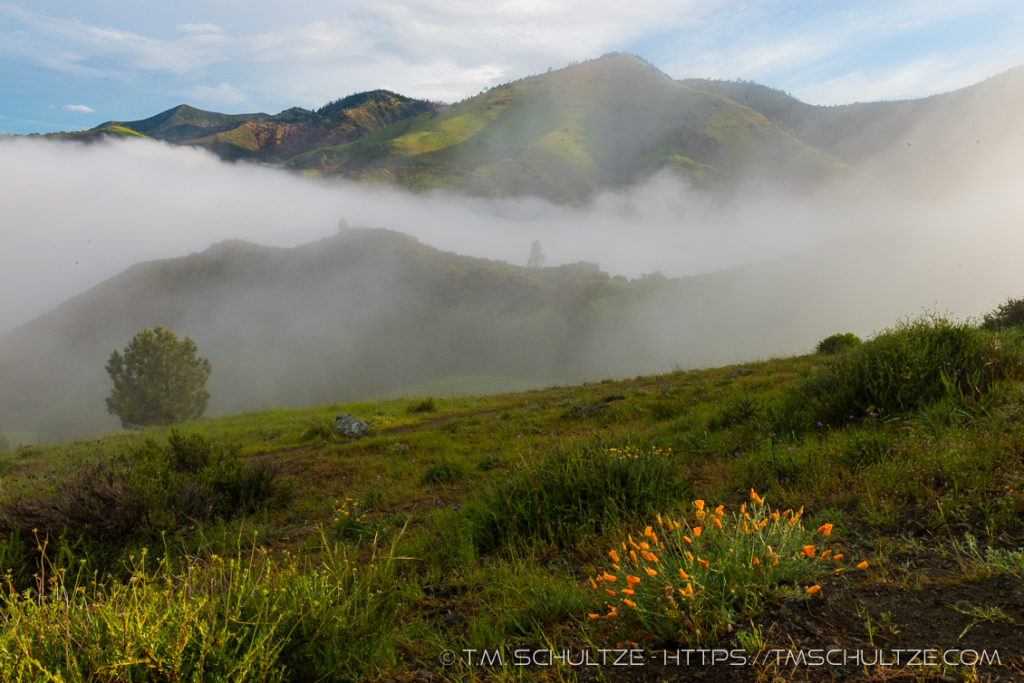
[285,53,851,202]
[0,308,1022,681]
[56,92,438,163]
[681,66,1024,173]
[0,228,684,441]
[39,57,1022,201]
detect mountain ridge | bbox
[39,54,1024,202]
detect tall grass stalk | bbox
[0,528,408,682]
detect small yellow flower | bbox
[834,554,844,561]
[818,523,834,536]
[714,505,725,516]
[752,557,760,566]
[609,549,620,563]
[645,567,658,577]
[697,557,709,569]
[683,536,693,544]
[644,526,654,538]
[589,578,598,589]
[623,598,637,609]
[857,561,869,569]
[802,545,816,559]
[820,550,832,559]
[612,563,621,571]
[629,550,638,563]
[621,588,635,596]
[713,517,723,530]
[626,575,641,587]
[806,585,821,596]
[679,568,689,580]
[694,500,705,511]
[605,589,617,597]
[693,526,702,537]
[603,572,617,582]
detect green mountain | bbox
[284,53,851,201]
[69,91,438,163]
[44,55,1023,202]
[681,66,1024,171]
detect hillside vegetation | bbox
[0,228,682,440]
[284,53,850,202]
[0,307,1022,681]
[59,91,438,163]
[41,56,1024,202]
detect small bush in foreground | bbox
[469,444,684,553]
[777,314,1024,431]
[407,398,436,414]
[0,431,289,580]
[0,532,404,682]
[420,460,466,485]
[587,490,864,644]
[816,332,861,355]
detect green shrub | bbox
[420,461,466,485]
[982,296,1024,330]
[300,415,335,441]
[648,401,680,422]
[776,314,1024,432]
[816,332,862,355]
[587,495,854,644]
[0,433,9,453]
[708,398,761,431]
[407,398,436,414]
[0,432,289,581]
[469,444,684,552]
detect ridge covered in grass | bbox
[1,308,1023,681]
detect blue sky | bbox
[1,0,1022,134]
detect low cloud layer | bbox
[3,95,1024,343]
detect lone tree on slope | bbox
[527,239,546,268]
[105,326,212,429]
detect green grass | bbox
[2,310,1024,680]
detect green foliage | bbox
[407,398,436,414]
[469,444,684,552]
[0,433,9,453]
[982,296,1024,330]
[816,332,862,355]
[299,415,335,442]
[419,460,467,485]
[527,239,546,268]
[0,431,288,580]
[777,314,1024,431]
[0,534,405,682]
[588,496,849,643]
[105,325,213,429]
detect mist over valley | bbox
[3,54,1024,442]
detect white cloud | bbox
[62,104,94,113]
[184,82,248,106]
[177,23,223,33]
[0,5,231,76]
